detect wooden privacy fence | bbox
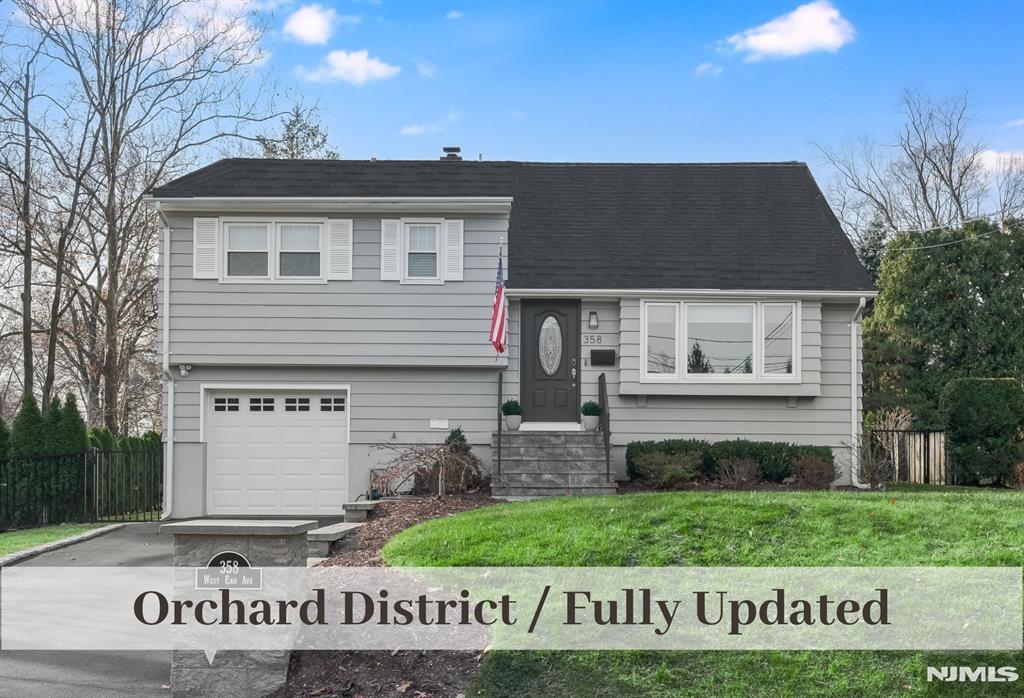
[871,429,949,485]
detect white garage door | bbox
[206,390,349,515]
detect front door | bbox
[521,299,580,423]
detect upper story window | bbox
[226,224,269,278]
[404,223,440,280]
[278,224,322,278]
[642,301,799,382]
[219,219,326,282]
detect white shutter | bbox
[443,219,464,281]
[380,219,401,280]
[326,219,353,280]
[193,217,219,279]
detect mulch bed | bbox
[276,494,500,698]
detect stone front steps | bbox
[491,430,618,497]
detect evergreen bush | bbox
[10,395,47,456]
[940,378,1024,485]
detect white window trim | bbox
[399,218,445,285]
[640,301,680,381]
[640,300,801,384]
[219,217,328,284]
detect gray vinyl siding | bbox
[504,299,861,479]
[163,211,508,367]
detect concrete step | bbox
[342,500,379,523]
[494,431,604,446]
[492,484,619,497]
[307,522,362,557]
[492,459,609,473]
[493,472,613,486]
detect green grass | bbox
[383,490,1024,697]
[0,523,106,557]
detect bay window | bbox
[641,301,799,382]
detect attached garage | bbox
[204,388,349,515]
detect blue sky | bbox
[259,0,1023,183]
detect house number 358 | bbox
[582,334,602,344]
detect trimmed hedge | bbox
[626,438,834,483]
[940,378,1024,485]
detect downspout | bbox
[156,201,174,518]
[849,297,867,488]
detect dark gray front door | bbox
[521,299,580,422]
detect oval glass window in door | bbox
[538,315,562,376]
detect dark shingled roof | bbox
[149,158,873,292]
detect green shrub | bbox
[42,397,63,452]
[88,427,117,451]
[444,426,470,454]
[10,395,46,456]
[626,438,833,482]
[940,378,1024,485]
[501,399,522,416]
[58,394,89,453]
[0,415,9,458]
[140,431,162,449]
[634,451,701,489]
[581,401,601,417]
[794,455,838,489]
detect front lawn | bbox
[0,523,106,557]
[383,489,1024,696]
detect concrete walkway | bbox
[0,522,172,697]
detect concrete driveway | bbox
[0,522,172,697]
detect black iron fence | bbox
[870,429,949,485]
[0,449,163,530]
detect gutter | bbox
[849,297,867,488]
[155,201,174,519]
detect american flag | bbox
[489,249,508,354]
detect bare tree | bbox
[819,88,1022,247]
[256,103,340,159]
[4,0,278,432]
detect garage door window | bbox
[321,397,346,412]
[249,397,275,411]
[213,397,239,412]
[285,397,310,412]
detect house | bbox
[146,153,875,517]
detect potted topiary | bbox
[581,401,602,431]
[502,399,523,431]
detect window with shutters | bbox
[212,218,349,284]
[404,223,440,281]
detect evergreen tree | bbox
[10,395,47,456]
[855,215,888,281]
[59,394,89,453]
[687,343,714,373]
[0,416,9,458]
[256,104,340,159]
[89,427,117,451]
[43,397,63,452]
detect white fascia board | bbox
[144,195,513,214]
[505,288,878,300]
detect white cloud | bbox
[416,59,437,77]
[400,110,461,136]
[446,10,463,20]
[979,149,1024,172]
[694,62,723,78]
[724,1,855,62]
[284,5,339,44]
[1005,118,1024,128]
[299,49,400,85]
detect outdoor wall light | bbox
[178,364,192,377]
[588,311,599,329]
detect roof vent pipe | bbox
[441,146,462,161]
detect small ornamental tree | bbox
[940,378,1024,485]
[59,394,89,453]
[10,395,47,456]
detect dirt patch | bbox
[277,495,500,698]
[322,494,499,567]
